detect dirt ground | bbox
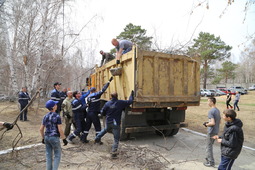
[0,91,254,169]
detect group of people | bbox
[203,97,244,170]
[100,38,133,66]
[39,74,134,169]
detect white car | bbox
[229,86,247,95]
[248,85,255,91]
[200,89,214,97]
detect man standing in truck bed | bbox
[100,50,115,67]
[111,38,132,64]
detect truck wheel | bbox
[169,128,179,136]
[120,110,130,141]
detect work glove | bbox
[203,122,208,127]
[63,139,68,146]
[109,76,113,82]
[42,138,45,144]
[116,60,120,64]
[3,122,14,131]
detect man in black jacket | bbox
[213,109,244,170]
[18,87,30,121]
[94,90,134,158]
[100,50,115,67]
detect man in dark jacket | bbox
[51,82,62,114]
[18,87,30,121]
[100,50,115,67]
[95,90,134,158]
[66,91,87,143]
[82,76,113,143]
[213,109,244,170]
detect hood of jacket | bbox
[225,118,243,128]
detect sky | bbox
[66,0,255,64]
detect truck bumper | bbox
[125,122,188,133]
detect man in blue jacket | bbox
[82,76,113,143]
[66,91,87,143]
[51,82,62,114]
[95,90,134,158]
[18,87,30,121]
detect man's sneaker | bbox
[81,139,89,143]
[111,153,118,159]
[203,162,215,167]
[66,138,73,144]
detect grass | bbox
[186,91,255,148]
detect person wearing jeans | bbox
[203,97,221,167]
[111,38,133,64]
[94,91,134,158]
[45,136,62,170]
[213,109,244,170]
[40,100,67,170]
[234,91,240,111]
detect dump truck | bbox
[86,46,200,139]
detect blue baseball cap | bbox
[45,100,58,110]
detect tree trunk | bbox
[1,8,19,96]
[203,62,208,89]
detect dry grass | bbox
[186,91,255,147]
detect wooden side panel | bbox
[89,47,200,108]
[135,49,200,107]
[91,49,135,101]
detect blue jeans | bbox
[45,136,61,170]
[218,156,235,170]
[122,47,132,55]
[234,100,239,111]
[95,123,120,152]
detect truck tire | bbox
[120,110,130,141]
[169,128,179,136]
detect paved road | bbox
[124,128,255,170]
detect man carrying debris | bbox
[111,38,132,64]
[82,76,113,143]
[100,50,115,67]
[66,91,87,143]
[18,87,30,121]
[95,90,134,159]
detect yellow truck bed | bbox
[89,47,200,108]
